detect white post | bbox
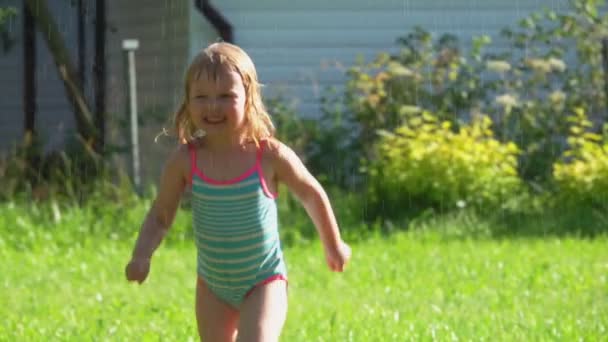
[122,39,140,192]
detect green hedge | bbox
[364,111,522,218]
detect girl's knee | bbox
[196,278,239,341]
[237,281,287,342]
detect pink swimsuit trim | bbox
[257,161,278,199]
[244,274,288,299]
[188,139,278,199]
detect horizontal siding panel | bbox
[0,82,22,100]
[0,112,23,124]
[37,117,74,127]
[247,45,512,68]
[264,84,341,104]
[106,27,190,45]
[0,74,20,84]
[108,20,189,36]
[0,54,23,67]
[106,55,188,72]
[0,105,22,113]
[108,2,189,18]
[215,0,570,11]
[225,9,533,30]
[109,13,189,27]
[217,1,577,119]
[23,89,73,103]
[105,45,189,64]
[256,66,346,85]
[27,103,71,111]
[283,102,325,119]
[235,29,510,49]
[0,127,23,148]
[247,47,400,67]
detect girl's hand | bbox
[125,258,151,284]
[325,240,352,272]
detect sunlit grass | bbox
[1,190,606,340]
[1,231,606,340]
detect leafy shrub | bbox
[553,107,608,209]
[268,95,361,187]
[317,29,491,189]
[483,0,608,184]
[364,111,522,219]
[317,0,608,190]
[267,97,316,160]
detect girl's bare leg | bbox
[196,277,239,342]
[236,280,288,342]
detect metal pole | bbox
[122,39,140,192]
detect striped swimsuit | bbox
[189,141,287,308]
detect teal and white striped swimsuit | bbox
[189,140,287,308]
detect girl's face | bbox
[187,64,247,137]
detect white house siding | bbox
[202,0,572,118]
[0,0,96,152]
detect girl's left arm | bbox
[269,140,351,271]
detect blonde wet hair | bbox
[172,42,274,145]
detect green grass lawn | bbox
[1,232,606,341]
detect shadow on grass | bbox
[375,204,608,241]
[487,205,608,239]
[2,186,606,253]
[276,185,608,245]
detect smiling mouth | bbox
[204,118,226,124]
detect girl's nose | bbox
[205,99,218,111]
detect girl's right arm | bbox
[125,146,190,283]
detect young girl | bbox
[125,42,351,341]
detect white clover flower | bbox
[548,57,566,72]
[486,60,511,73]
[495,94,519,108]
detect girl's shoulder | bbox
[260,137,302,169]
[173,142,193,161]
[163,143,192,181]
[260,137,312,187]
[260,137,285,161]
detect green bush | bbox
[483,0,608,183]
[267,97,316,161]
[553,107,608,209]
[317,29,490,189]
[364,111,522,218]
[316,0,608,190]
[268,95,361,187]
